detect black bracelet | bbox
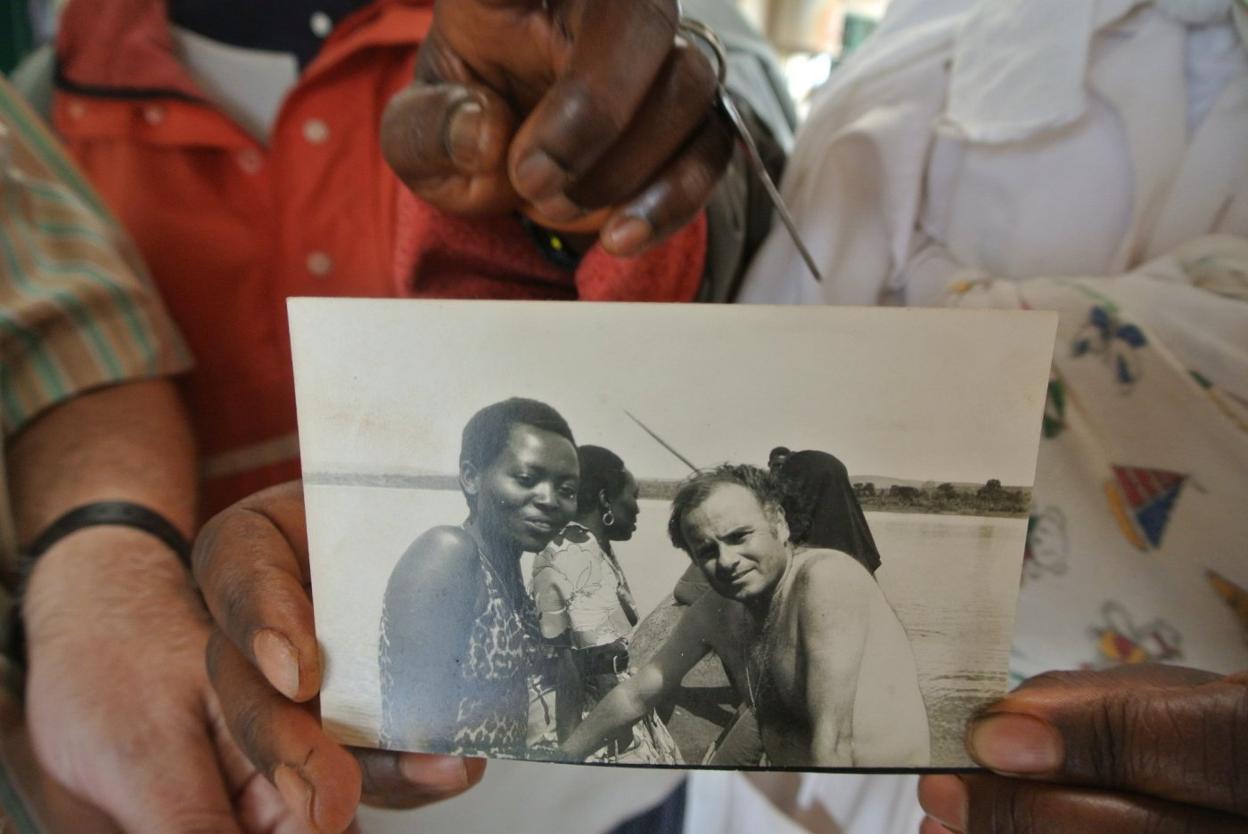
[12,502,192,668]
[21,501,192,572]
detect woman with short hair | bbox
[379,397,580,757]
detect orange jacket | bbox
[54,0,706,515]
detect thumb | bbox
[381,79,518,216]
[965,665,1246,816]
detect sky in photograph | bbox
[290,300,1056,487]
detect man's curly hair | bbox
[667,464,786,554]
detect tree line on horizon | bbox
[853,479,1031,517]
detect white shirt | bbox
[729,2,1248,832]
[739,0,1248,306]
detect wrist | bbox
[22,526,202,646]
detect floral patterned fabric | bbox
[533,524,681,763]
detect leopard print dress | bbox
[449,540,544,756]
[378,530,543,758]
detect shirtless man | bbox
[561,465,930,767]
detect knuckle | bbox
[215,564,256,640]
[1224,680,1248,813]
[1082,690,1130,785]
[678,148,724,203]
[356,754,400,797]
[674,42,717,97]
[975,779,1045,834]
[647,139,728,232]
[1005,787,1045,834]
[230,689,273,768]
[544,80,627,169]
[637,0,678,32]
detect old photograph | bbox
[290,299,1057,770]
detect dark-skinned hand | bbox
[917,664,1248,834]
[380,0,733,256]
[192,482,486,834]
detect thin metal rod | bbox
[678,17,824,284]
[624,410,699,472]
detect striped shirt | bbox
[0,75,190,605]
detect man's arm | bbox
[560,588,720,760]
[796,557,871,767]
[6,380,267,834]
[10,380,196,543]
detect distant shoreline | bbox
[303,471,1032,520]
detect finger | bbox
[207,629,361,834]
[509,0,679,207]
[355,750,486,809]
[207,689,333,834]
[966,666,1247,816]
[599,113,733,256]
[960,773,1248,834]
[193,482,321,702]
[562,40,719,215]
[382,35,518,215]
[918,774,968,833]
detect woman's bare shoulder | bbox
[388,525,481,592]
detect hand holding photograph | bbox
[289,300,1057,771]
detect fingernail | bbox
[446,99,485,169]
[602,216,652,254]
[513,150,565,201]
[968,712,1063,775]
[273,765,314,822]
[918,775,967,832]
[253,629,300,700]
[399,753,469,791]
[532,192,586,224]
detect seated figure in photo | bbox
[532,445,681,763]
[379,398,580,757]
[561,465,930,767]
[768,447,881,575]
[665,445,885,610]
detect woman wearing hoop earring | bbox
[532,445,681,763]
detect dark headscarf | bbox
[776,450,882,575]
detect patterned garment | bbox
[533,524,681,764]
[726,2,1247,828]
[952,237,1248,681]
[0,77,189,683]
[533,523,637,648]
[451,535,545,757]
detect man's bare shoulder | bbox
[793,548,876,590]
[785,551,875,661]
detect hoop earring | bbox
[601,508,616,528]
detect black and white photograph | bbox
[290,299,1056,770]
